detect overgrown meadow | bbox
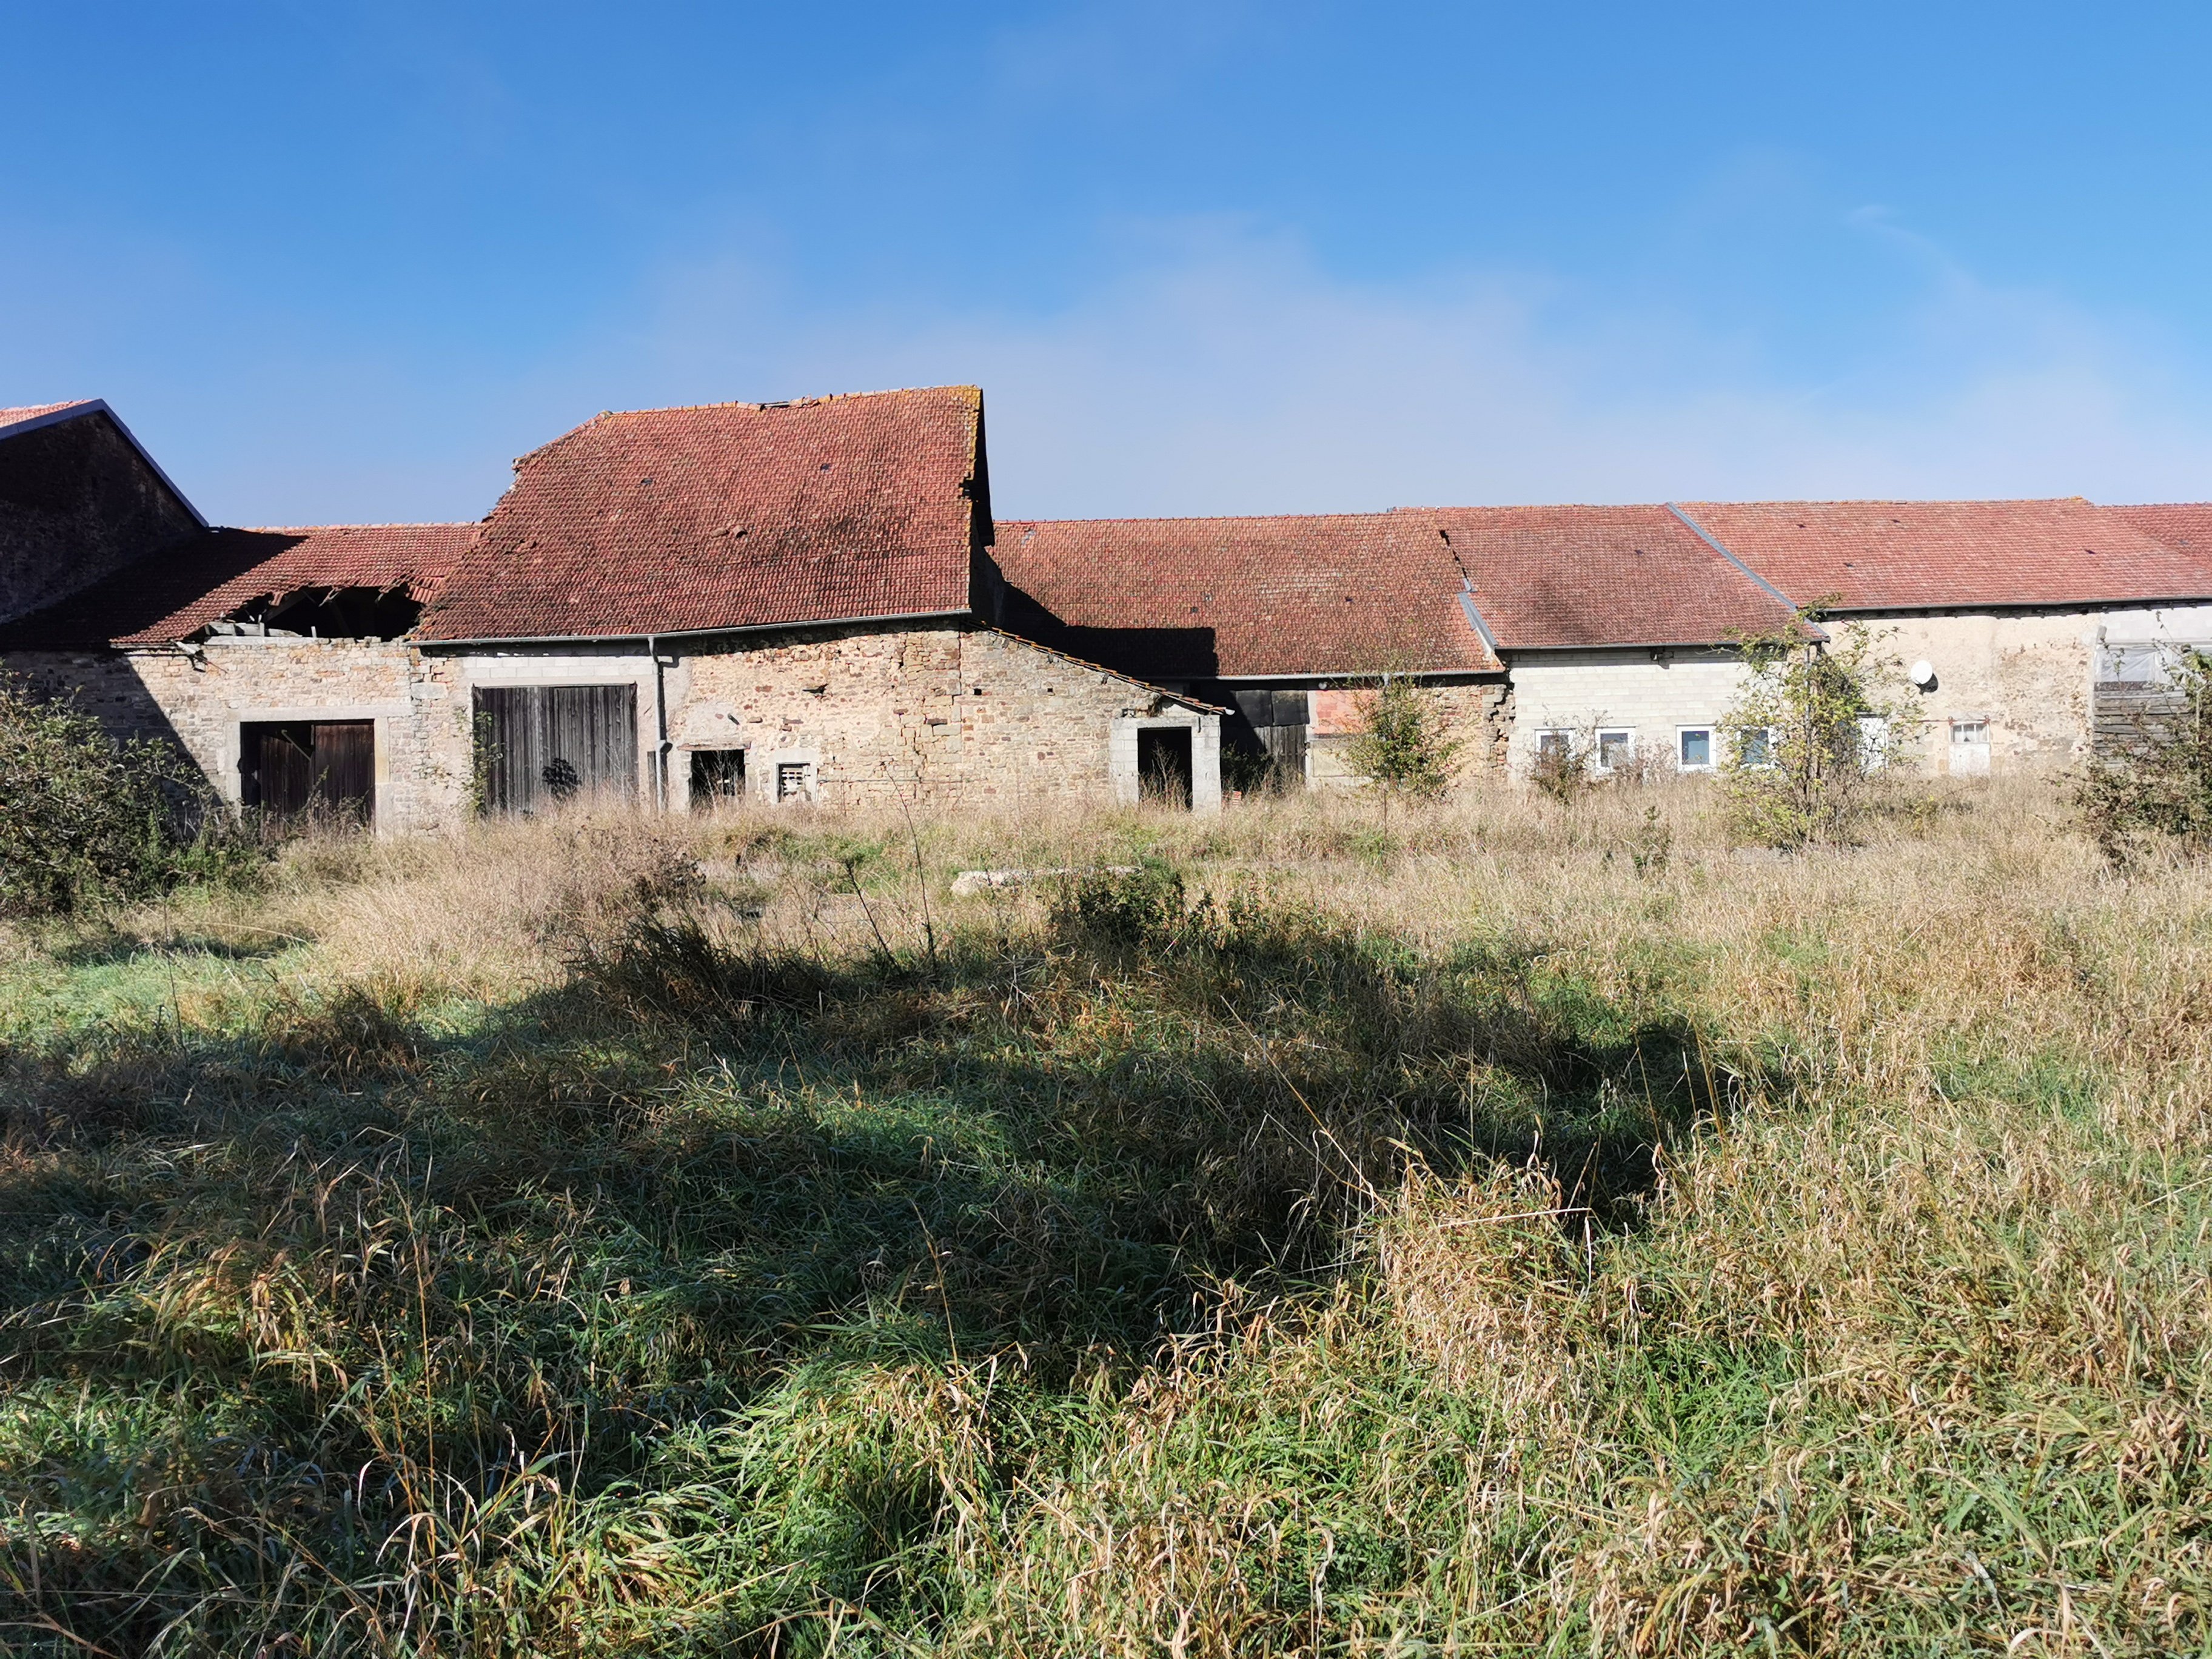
[2,780,2207,1655]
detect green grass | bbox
[2,802,2208,1656]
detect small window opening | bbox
[689,748,745,811]
[1678,728,1713,769]
[1536,731,1572,763]
[1951,720,1988,746]
[1596,729,1633,772]
[1737,726,1773,768]
[776,760,813,803]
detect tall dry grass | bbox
[3,774,2208,1655]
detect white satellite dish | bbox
[1909,660,1936,688]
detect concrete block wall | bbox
[1502,651,1750,777]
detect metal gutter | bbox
[1212,668,1498,683]
[416,606,974,649]
[1664,502,1816,628]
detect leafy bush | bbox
[1344,675,1463,803]
[1050,857,1191,950]
[1722,612,1909,847]
[0,674,253,915]
[2076,647,2212,866]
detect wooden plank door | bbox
[472,685,638,814]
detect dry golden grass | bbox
[6,773,2210,1655]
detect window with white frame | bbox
[1677,727,1714,770]
[1857,715,1890,771]
[1736,725,1774,768]
[1595,729,1633,772]
[1535,730,1574,764]
[1949,717,1990,777]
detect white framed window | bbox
[1595,729,1633,773]
[1735,725,1774,768]
[1949,717,1990,777]
[1677,726,1714,771]
[1857,715,1890,771]
[1535,730,1573,764]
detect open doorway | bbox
[240,720,375,825]
[1137,725,1193,808]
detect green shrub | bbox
[1344,675,1462,803]
[2076,648,2212,866]
[0,673,253,915]
[1722,612,1909,847]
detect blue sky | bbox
[5,2,2210,524]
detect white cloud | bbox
[12,208,2211,525]
[615,217,2212,518]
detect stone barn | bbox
[0,389,1222,830]
[985,511,1509,788]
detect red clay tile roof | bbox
[417,387,987,642]
[1680,498,2212,612]
[989,512,1501,680]
[1416,504,1801,649]
[0,523,472,648]
[2107,503,2212,565]
[0,400,99,435]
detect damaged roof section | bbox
[417,386,989,643]
[0,523,473,648]
[989,512,1503,681]
[1679,498,2212,612]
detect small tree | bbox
[1345,675,1463,806]
[2076,648,2212,866]
[1721,611,1909,848]
[0,674,247,915]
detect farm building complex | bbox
[4,387,2211,830]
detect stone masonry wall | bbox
[7,622,1220,833]
[669,625,1218,808]
[4,640,468,834]
[0,414,201,625]
[1833,606,2212,774]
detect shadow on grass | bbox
[0,887,1771,1654]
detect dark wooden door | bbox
[473,685,638,814]
[241,720,375,823]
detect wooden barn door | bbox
[241,720,376,825]
[473,685,638,814]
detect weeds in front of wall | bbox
[5,780,2209,1655]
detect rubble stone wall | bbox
[4,622,1223,833]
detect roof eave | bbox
[415,606,977,649]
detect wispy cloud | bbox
[9,207,2211,525]
[621,216,2212,518]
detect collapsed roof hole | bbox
[212,585,423,640]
